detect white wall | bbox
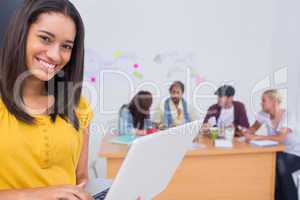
[70,0,300,178]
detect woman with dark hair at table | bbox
[119,91,153,136]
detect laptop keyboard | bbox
[93,188,110,200]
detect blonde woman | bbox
[243,89,300,200]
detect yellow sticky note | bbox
[113,50,122,59]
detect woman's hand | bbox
[241,129,257,143]
[27,185,94,200]
[244,133,261,143]
[243,133,252,143]
[157,123,167,130]
[135,129,147,136]
[279,127,291,135]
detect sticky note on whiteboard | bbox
[113,50,122,59]
[196,75,205,85]
[132,71,143,79]
[133,64,140,69]
[90,76,96,82]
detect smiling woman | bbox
[26,12,76,81]
[0,0,94,200]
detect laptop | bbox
[84,179,112,200]
[85,120,201,200]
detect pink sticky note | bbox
[196,75,205,85]
[90,76,96,82]
[133,64,139,69]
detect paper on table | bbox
[109,135,137,145]
[214,139,233,148]
[238,136,246,142]
[189,142,206,150]
[250,140,279,147]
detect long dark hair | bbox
[0,0,85,130]
[126,91,153,130]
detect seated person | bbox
[154,81,195,129]
[119,91,153,136]
[243,89,300,200]
[203,85,249,136]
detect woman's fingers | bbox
[62,186,93,200]
[58,191,80,200]
[136,130,147,136]
[77,181,87,189]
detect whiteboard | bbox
[69,0,300,177]
[70,0,300,151]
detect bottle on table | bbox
[218,119,225,139]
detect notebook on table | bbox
[109,135,137,145]
[250,140,279,147]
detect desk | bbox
[99,135,284,200]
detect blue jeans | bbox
[276,152,300,200]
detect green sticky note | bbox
[133,71,143,79]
